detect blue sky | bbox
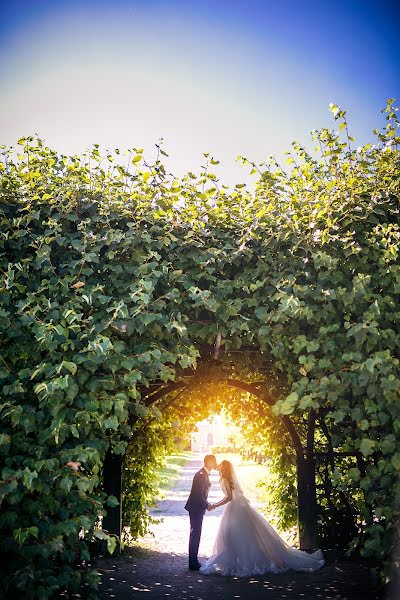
[0,0,399,184]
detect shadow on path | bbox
[95,546,381,600]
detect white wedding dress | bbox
[200,470,325,578]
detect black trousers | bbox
[188,510,204,566]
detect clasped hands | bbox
[207,503,216,511]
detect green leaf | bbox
[60,477,73,492]
[13,528,29,546]
[391,453,400,471]
[28,526,39,537]
[106,495,119,508]
[104,416,119,430]
[55,324,67,338]
[348,467,360,481]
[22,468,38,490]
[107,536,117,555]
[278,392,299,415]
[0,433,11,445]
[359,438,375,457]
[62,361,78,375]
[306,340,320,353]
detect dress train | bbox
[200,478,324,577]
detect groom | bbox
[184,454,218,570]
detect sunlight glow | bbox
[191,413,242,453]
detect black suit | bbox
[184,467,211,567]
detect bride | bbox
[200,460,325,577]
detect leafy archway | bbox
[0,101,399,598]
[109,351,361,553]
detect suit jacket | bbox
[184,467,211,514]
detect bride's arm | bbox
[209,480,232,509]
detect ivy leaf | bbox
[60,477,73,493]
[104,416,119,430]
[106,495,120,508]
[107,536,118,555]
[348,467,361,481]
[278,392,299,415]
[359,439,375,457]
[62,361,78,375]
[391,453,400,471]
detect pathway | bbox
[94,454,382,600]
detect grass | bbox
[155,451,192,496]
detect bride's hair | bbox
[219,460,235,491]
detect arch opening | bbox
[103,351,333,552]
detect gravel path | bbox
[95,453,383,600]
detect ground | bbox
[94,454,383,600]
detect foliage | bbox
[0,99,399,596]
[123,412,177,539]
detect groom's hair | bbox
[204,454,216,464]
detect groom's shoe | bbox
[189,562,201,571]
